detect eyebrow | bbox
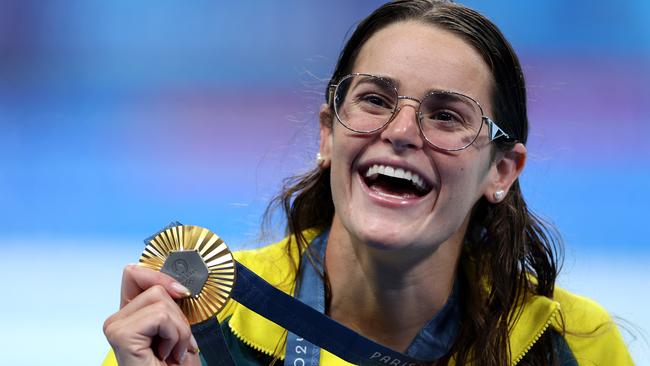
[374,74,481,106]
[355,75,396,91]
[374,74,401,90]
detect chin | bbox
[354,220,430,252]
[346,208,462,255]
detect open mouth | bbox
[362,164,432,199]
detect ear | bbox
[484,143,526,203]
[318,103,334,169]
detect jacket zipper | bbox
[512,305,560,365]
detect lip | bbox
[356,158,437,207]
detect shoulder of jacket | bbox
[552,285,614,332]
[234,237,299,276]
[551,285,634,365]
[216,229,322,359]
[216,229,321,321]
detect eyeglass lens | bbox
[334,74,484,151]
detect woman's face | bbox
[320,21,522,254]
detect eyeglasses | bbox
[327,73,512,151]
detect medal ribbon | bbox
[229,262,426,366]
[284,232,327,366]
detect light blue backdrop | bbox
[1,1,648,364]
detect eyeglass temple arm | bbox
[327,85,336,105]
[485,117,511,141]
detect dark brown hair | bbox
[266,1,562,364]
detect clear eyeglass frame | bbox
[327,73,513,152]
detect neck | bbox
[324,216,463,352]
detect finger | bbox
[106,284,189,328]
[169,320,193,364]
[166,329,199,365]
[189,335,199,355]
[121,263,191,307]
[156,326,177,363]
[182,348,202,366]
[148,303,193,363]
[105,300,188,363]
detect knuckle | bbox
[152,301,173,320]
[150,284,168,298]
[102,317,119,339]
[102,315,114,334]
[178,325,192,340]
[122,263,137,278]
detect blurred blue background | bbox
[1,1,648,364]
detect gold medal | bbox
[139,225,236,324]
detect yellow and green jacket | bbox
[103,232,634,365]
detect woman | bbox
[103,1,633,365]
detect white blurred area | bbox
[0,239,647,366]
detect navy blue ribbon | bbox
[189,262,426,366]
[284,233,327,366]
[190,317,236,366]
[230,261,426,366]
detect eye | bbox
[432,111,455,122]
[360,93,393,109]
[426,110,465,125]
[420,91,481,130]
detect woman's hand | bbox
[103,264,201,366]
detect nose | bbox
[379,100,424,151]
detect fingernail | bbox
[188,335,199,354]
[171,282,191,297]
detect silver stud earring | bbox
[316,152,324,165]
[494,190,505,201]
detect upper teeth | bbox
[364,164,428,191]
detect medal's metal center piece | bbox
[161,250,209,298]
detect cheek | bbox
[436,155,489,204]
[330,129,371,168]
[329,135,360,194]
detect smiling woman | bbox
[102,1,634,365]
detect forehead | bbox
[352,21,493,109]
